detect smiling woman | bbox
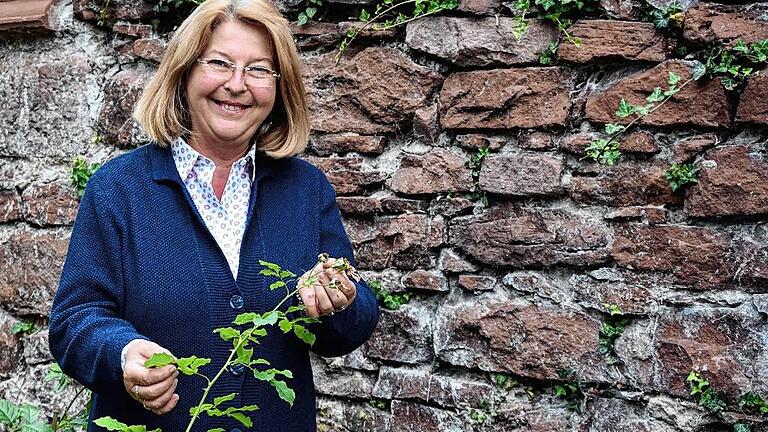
[47,0,380,431]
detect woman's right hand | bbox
[122,340,179,415]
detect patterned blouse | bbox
[171,138,255,279]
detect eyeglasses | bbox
[196,58,280,88]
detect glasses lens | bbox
[246,67,276,88]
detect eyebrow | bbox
[208,49,274,66]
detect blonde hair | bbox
[133,0,310,158]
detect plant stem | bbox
[594,76,695,162]
[56,386,86,430]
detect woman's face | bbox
[185,19,277,151]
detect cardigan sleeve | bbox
[307,175,380,357]
[48,175,148,394]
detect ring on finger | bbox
[131,384,141,400]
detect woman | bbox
[48,1,379,430]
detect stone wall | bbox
[1,0,768,431]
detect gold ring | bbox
[131,384,141,399]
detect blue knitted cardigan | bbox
[49,143,380,432]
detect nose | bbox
[224,68,247,93]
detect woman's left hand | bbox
[297,258,356,317]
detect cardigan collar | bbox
[149,142,277,185]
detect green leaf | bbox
[278,270,296,279]
[692,61,707,81]
[0,399,17,423]
[258,268,278,277]
[258,260,281,272]
[668,71,682,85]
[234,312,257,325]
[293,324,316,346]
[207,429,226,432]
[646,87,665,103]
[93,417,130,431]
[615,98,635,118]
[278,319,293,333]
[269,280,286,290]
[734,424,751,432]
[720,76,739,90]
[213,393,237,407]
[603,123,625,135]
[21,422,52,432]
[228,413,253,428]
[252,311,279,327]
[144,352,175,368]
[359,9,370,22]
[214,327,240,341]
[663,87,679,97]
[270,379,296,406]
[176,356,211,375]
[250,358,271,367]
[733,39,749,53]
[305,7,316,18]
[236,345,253,365]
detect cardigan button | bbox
[230,363,245,375]
[229,294,244,309]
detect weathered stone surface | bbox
[310,134,387,156]
[390,401,464,432]
[1,54,103,159]
[381,197,427,214]
[685,146,768,218]
[345,214,442,269]
[336,196,426,216]
[650,306,768,399]
[373,366,494,408]
[413,104,439,143]
[316,398,391,432]
[457,275,496,292]
[454,134,506,151]
[309,354,376,398]
[304,48,442,134]
[599,0,645,20]
[736,70,768,125]
[585,60,731,128]
[0,228,69,316]
[391,149,473,195]
[503,271,571,304]
[567,162,682,207]
[684,3,768,45]
[21,182,79,226]
[457,0,502,14]
[435,299,617,382]
[612,224,733,289]
[0,363,89,419]
[569,273,657,315]
[406,17,558,66]
[132,38,166,62]
[674,134,718,163]
[440,68,572,130]
[478,153,563,196]
[98,68,152,149]
[604,206,667,224]
[449,205,611,268]
[0,309,21,374]
[303,155,384,196]
[402,269,447,292]
[0,189,21,223]
[438,249,478,273]
[112,22,152,38]
[558,20,668,63]
[586,398,653,431]
[731,228,768,293]
[366,304,433,364]
[290,22,342,50]
[22,329,52,365]
[518,131,553,150]
[0,0,58,31]
[621,131,658,153]
[430,196,474,217]
[73,0,154,22]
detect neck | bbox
[187,134,251,168]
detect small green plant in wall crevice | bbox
[687,370,727,414]
[598,303,630,365]
[71,157,101,198]
[665,162,699,192]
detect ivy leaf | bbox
[615,98,635,118]
[305,7,316,18]
[296,12,308,26]
[144,352,175,368]
[603,123,625,135]
[692,61,707,81]
[359,9,370,22]
[732,39,749,54]
[663,87,679,97]
[734,424,751,432]
[0,400,18,423]
[668,71,682,86]
[646,87,665,103]
[720,76,739,90]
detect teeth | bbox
[221,103,243,112]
